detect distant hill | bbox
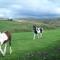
[0,18,60,32]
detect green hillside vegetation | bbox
[0,29,60,60]
[0,19,60,32]
[0,20,60,60]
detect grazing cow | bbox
[33,25,43,39]
[0,31,12,56]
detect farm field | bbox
[0,29,60,60]
[0,20,60,60]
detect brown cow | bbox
[0,31,12,56]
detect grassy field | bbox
[0,29,60,60]
[0,20,60,60]
[0,20,60,32]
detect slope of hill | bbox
[0,19,60,32]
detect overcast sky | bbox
[0,0,60,18]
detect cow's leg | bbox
[0,45,4,56]
[10,46,12,54]
[9,38,12,54]
[33,33,36,40]
[40,33,42,38]
[0,43,7,56]
[37,34,39,39]
[3,43,7,56]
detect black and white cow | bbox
[0,31,12,56]
[33,25,43,39]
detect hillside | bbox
[0,20,60,60]
[0,19,60,32]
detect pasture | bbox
[0,20,60,60]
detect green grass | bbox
[0,29,60,60]
[0,20,60,33]
[0,20,60,60]
[0,20,33,32]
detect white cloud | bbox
[54,7,60,14]
[0,0,60,18]
[0,14,5,17]
[0,8,12,18]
